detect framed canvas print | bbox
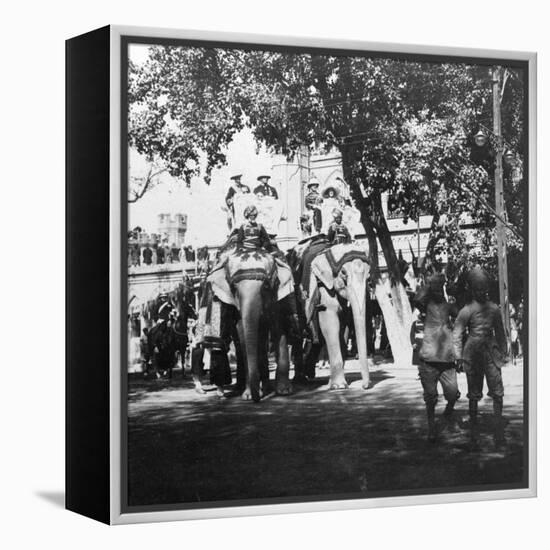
[66,25,537,525]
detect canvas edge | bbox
[110,23,536,59]
[109,25,121,525]
[527,51,537,498]
[108,24,538,526]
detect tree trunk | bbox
[341,148,412,368]
[372,277,412,367]
[369,193,413,366]
[366,193,413,367]
[421,212,441,272]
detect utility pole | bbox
[416,216,421,270]
[492,66,511,343]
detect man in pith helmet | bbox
[304,177,322,233]
[304,178,321,210]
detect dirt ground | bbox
[127,357,526,508]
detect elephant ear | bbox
[311,253,335,290]
[274,257,294,301]
[207,259,238,308]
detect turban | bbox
[243,205,258,218]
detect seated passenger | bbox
[327,208,352,245]
[237,205,271,251]
[254,175,278,199]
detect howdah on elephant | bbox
[207,246,295,402]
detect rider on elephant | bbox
[236,205,271,251]
[327,208,352,245]
[308,210,351,319]
[239,207,302,340]
[235,205,301,340]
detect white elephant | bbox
[296,241,373,390]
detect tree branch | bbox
[421,212,441,272]
[128,166,168,203]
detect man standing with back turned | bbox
[453,267,508,447]
[414,273,460,442]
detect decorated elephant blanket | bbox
[305,243,369,325]
[207,248,294,310]
[292,234,331,298]
[195,293,224,348]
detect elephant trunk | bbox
[236,279,264,402]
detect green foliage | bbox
[129,47,247,185]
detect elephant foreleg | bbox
[258,323,271,397]
[236,320,252,400]
[275,332,292,395]
[318,308,347,389]
[238,313,262,402]
[231,323,246,392]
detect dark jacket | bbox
[305,190,320,210]
[225,183,251,208]
[453,300,507,367]
[254,183,278,199]
[327,221,351,244]
[142,247,153,265]
[237,221,271,250]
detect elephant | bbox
[293,240,373,390]
[207,246,295,402]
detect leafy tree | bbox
[129,50,246,186]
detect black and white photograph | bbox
[4,0,550,544]
[122,35,531,512]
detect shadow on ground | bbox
[127,363,525,507]
[35,491,65,508]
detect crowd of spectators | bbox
[128,229,210,268]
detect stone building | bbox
[157,212,187,246]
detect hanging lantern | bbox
[504,149,516,165]
[474,130,488,147]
